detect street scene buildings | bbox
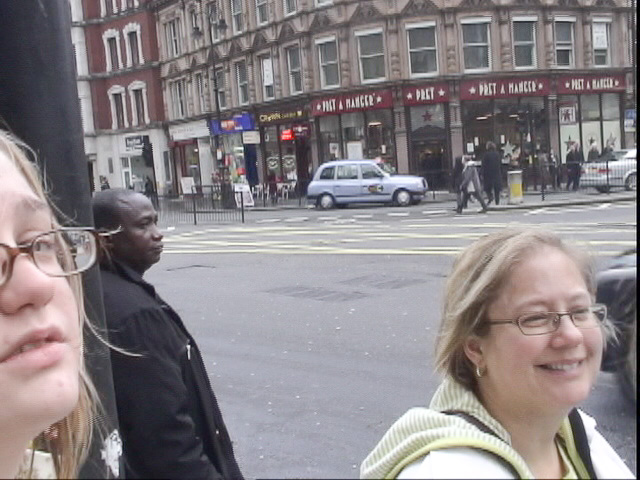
[72,0,636,196]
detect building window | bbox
[102,0,115,16]
[130,89,144,126]
[512,18,537,68]
[356,30,386,83]
[123,23,144,68]
[592,20,611,67]
[316,36,339,89]
[284,0,296,16]
[108,37,119,70]
[406,22,438,77]
[256,0,268,25]
[208,2,221,42]
[165,19,182,58]
[316,0,331,5]
[462,19,491,72]
[231,0,243,34]
[129,32,139,66]
[236,60,249,105]
[554,19,575,67]
[214,68,227,109]
[108,86,128,129]
[286,45,303,94]
[195,72,206,113]
[261,56,275,100]
[170,79,187,118]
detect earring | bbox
[475,365,485,378]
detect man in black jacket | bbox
[481,141,502,205]
[93,189,243,479]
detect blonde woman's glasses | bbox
[487,304,607,335]
[0,228,117,287]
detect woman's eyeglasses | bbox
[0,227,118,287]
[487,305,607,335]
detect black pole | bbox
[0,2,121,478]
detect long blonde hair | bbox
[0,130,97,478]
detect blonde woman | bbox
[361,228,633,479]
[0,131,98,478]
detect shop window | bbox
[261,56,275,100]
[319,116,340,160]
[580,94,601,158]
[165,19,183,58]
[592,20,611,67]
[286,45,303,94]
[512,18,537,69]
[235,60,249,105]
[602,93,621,152]
[461,18,491,72]
[356,30,386,83]
[170,79,187,119]
[316,36,340,89]
[256,0,268,25]
[365,109,395,166]
[264,126,280,178]
[214,68,227,109]
[554,19,575,67]
[342,113,365,158]
[462,100,492,156]
[558,95,579,164]
[284,0,296,15]
[231,0,243,34]
[406,22,438,77]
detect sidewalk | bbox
[249,189,636,212]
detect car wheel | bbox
[394,189,411,207]
[625,172,636,191]
[318,193,335,209]
[595,186,610,194]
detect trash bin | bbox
[508,170,523,204]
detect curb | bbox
[487,193,636,211]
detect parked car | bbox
[581,148,636,193]
[307,159,428,209]
[598,248,636,405]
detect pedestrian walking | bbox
[548,148,559,190]
[92,189,243,479]
[456,155,487,214]
[361,228,634,479]
[587,141,600,163]
[481,141,502,204]
[567,142,584,191]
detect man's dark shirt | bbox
[101,260,243,479]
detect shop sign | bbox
[311,89,393,116]
[557,74,625,94]
[242,131,260,144]
[280,129,294,141]
[460,77,549,100]
[292,124,310,137]
[210,112,256,135]
[258,109,306,124]
[559,106,577,125]
[402,82,450,106]
[169,120,209,141]
[125,135,143,151]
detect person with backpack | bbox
[456,155,487,214]
[360,228,633,479]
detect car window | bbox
[319,166,335,180]
[336,164,359,180]
[361,164,384,179]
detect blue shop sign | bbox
[210,113,256,135]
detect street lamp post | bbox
[201,2,234,207]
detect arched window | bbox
[128,80,150,126]
[102,29,123,71]
[123,23,145,67]
[108,85,129,129]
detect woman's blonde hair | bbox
[435,227,611,392]
[0,130,97,478]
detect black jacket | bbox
[481,150,502,186]
[101,260,243,480]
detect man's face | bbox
[111,193,163,275]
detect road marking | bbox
[422,210,448,215]
[353,214,374,219]
[387,212,410,217]
[284,217,309,222]
[256,218,281,223]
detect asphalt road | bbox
[146,201,637,478]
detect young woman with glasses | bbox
[361,228,633,479]
[0,130,101,478]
